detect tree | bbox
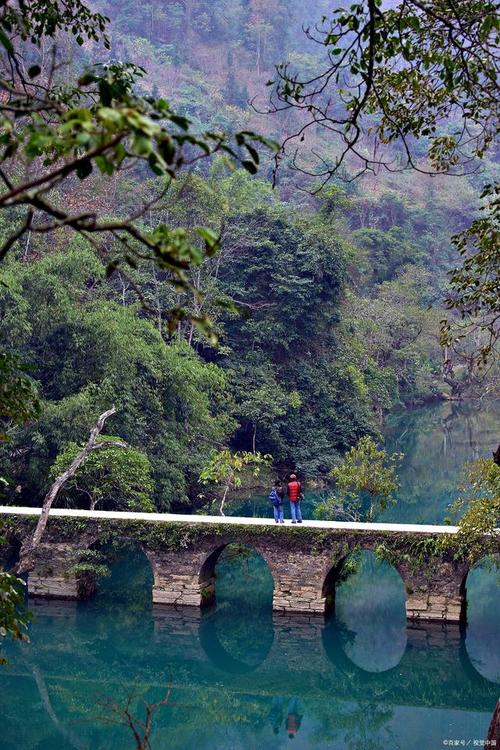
[316,436,402,521]
[342,266,445,408]
[199,449,272,515]
[0,0,272,332]
[271,0,498,182]
[0,245,237,510]
[0,570,31,663]
[0,355,38,659]
[270,0,499,363]
[0,352,39,446]
[448,457,500,561]
[16,407,129,574]
[98,683,172,750]
[215,204,378,473]
[441,183,500,368]
[50,437,155,512]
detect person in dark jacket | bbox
[287,473,303,524]
[269,480,285,523]
[268,696,284,734]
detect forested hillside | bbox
[0,0,497,512]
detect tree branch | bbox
[16,406,127,574]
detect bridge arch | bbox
[321,544,406,613]
[198,542,275,609]
[322,548,407,672]
[322,617,405,679]
[198,543,275,672]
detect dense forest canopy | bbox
[0,0,498,515]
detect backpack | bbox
[268,488,282,507]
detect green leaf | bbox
[0,30,14,55]
[95,154,114,175]
[196,227,219,256]
[98,80,112,106]
[244,143,260,164]
[158,136,176,164]
[169,114,190,130]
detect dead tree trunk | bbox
[488,699,500,743]
[17,407,127,574]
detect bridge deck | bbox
[0,505,460,534]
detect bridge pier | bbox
[144,549,206,607]
[28,542,95,600]
[398,559,468,623]
[271,554,330,614]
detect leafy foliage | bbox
[316,436,403,521]
[448,458,500,561]
[0,352,39,442]
[0,245,235,509]
[68,549,111,582]
[442,183,500,367]
[0,571,31,662]
[272,0,499,180]
[200,449,272,514]
[271,0,499,366]
[50,437,155,512]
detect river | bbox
[0,402,498,748]
[225,400,500,524]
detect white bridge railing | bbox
[0,505,461,535]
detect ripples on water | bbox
[0,543,498,749]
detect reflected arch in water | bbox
[198,543,274,673]
[198,608,274,674]
[463,554,500,684]
[322,548,407,673]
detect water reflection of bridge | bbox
[9,598,496,713]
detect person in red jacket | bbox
[286,698,303,738]
[287,473,303,524]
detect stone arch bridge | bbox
[1,506,495,623]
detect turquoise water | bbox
[1,402,499,748]
[226,401,500,523]
[0,544,498,749]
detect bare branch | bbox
[16,407,126,573]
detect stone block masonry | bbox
[1,507,497,623]
[399,559,468,623]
